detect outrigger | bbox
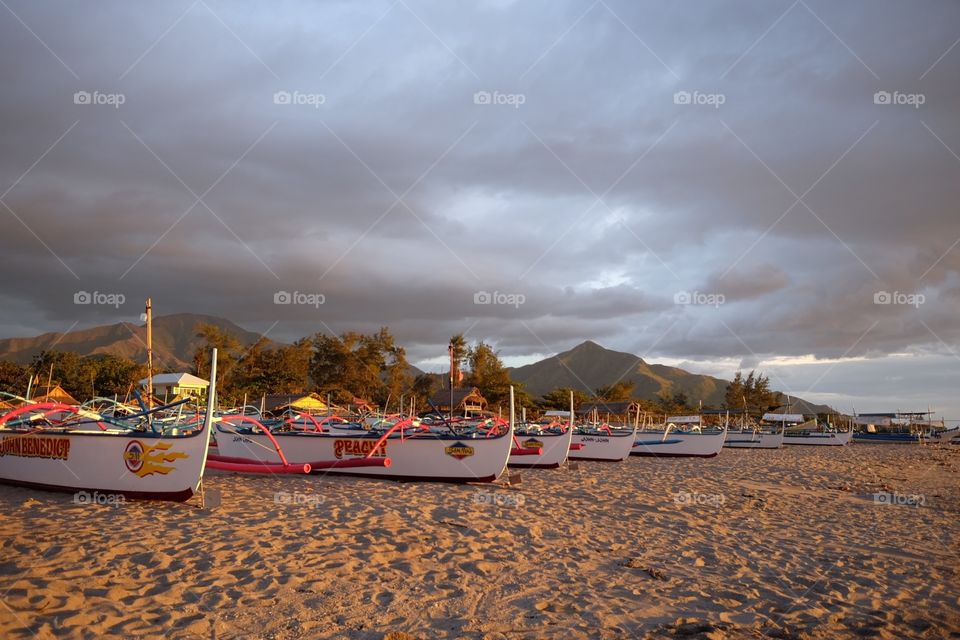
[0,349,221,502]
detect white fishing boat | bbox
[769,414,853,446]
[0,350,219,502]
[630,415,726,457]
[723,421,784,449]
[509,425,572,468]
[214,416,513,483]
[569,424,637,461]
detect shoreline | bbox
[1,444,958,639]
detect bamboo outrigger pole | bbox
[145,298,154,410]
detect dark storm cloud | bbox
[1,0,959,411]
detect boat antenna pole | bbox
[509,385,515,432]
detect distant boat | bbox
[852,412,947,444]
[720,409,785,449]
[509,422,573,469]
[569,424,636,461]
[762,413,854,446]
[631,415,726,457]
[724,425,784,449]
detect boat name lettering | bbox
[445,441,475,460]
[0,436,71,460]
[333,439,387,459]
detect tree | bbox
[725,369,777,415]
[724,371,746,410]
[539,387,590,410]
[595,381,635,402]
[0,361,29,396]
[309,328,410,407]
[411,373,441,412]
[192,323,242,390]
[30,351,93,399]
[89,354,146,398]
[449,334,468,388]
[464,341,513,405]
[658,389,691,413]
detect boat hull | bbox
[852,432,923,444]
[569,428,636,461]
[631,430,726,457]
[508,429,572,468]
[931,427,960,443]
[0,427,211,502]
[724,430,784,449]
[783,430,853,446]
[214,426,512,483]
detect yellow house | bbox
[262,393,328,415]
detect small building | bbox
[139,373,210,400]
[428,387,487,415]
[29,383,80,406]
[261,393,328,415]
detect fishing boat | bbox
[767,414,853,446]
[719,409,784,449]
[0,350,220,502]
[930,426,960,443]
[213,414,513,483]
[509,422,572,468]
[631,415,727,457]
[852,412,947,444]
[569,424,637,461]
[724,425,784,449]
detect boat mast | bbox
[145,298,153,410]
[448,340,454,422]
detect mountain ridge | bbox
[0,314,272,371]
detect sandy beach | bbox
[1,444,958,639]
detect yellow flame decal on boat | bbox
[123,440,188,477]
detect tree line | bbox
[0,323,779,416]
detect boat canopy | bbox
[667,415,700,424]
[763,413,804,422]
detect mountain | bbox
[508,340,834,414]
[0,314,274,371]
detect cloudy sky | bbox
[1,1,958,418]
